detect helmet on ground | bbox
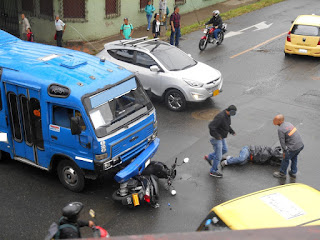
[62,202,83,222]
[212,10,220,16]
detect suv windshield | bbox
[83,78,152,138]
[291,24,320,36]
[151,43,197,71]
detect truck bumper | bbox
[114,138,160,183]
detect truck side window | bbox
[20,95,33,146]
[7,92,22,142]
[53,106,73,128]
[30,98,44,150]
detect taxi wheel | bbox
[284,52,291,57]
[165,89,186,112]
[57,160,85,192]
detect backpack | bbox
[44,218,78,240]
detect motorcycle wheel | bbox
[217,32,224,45]
[199,39,208,51]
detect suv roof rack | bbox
[133,38,159,47]
[119,37,160,47]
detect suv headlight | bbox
[183,78,204,88]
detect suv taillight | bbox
[287,31,291,42]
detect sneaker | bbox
[220,160,227,168]
[210,171,223,178]
[288,171,296,179]
[147,28,150,31]
[204,155,212,166]
[273,171,286,178]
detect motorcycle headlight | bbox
[183,78,204,88]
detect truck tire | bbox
[165,89,186,112]
[57,160,85,192]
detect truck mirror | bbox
[70,116,82,135]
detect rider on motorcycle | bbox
[56,202,95,239]
[205,10,223,41]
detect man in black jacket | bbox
[219,145,283,168]
[204,105,237,177]
[205,10,222,41]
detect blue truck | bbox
[0,30,159,192]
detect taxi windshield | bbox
[83,78,152,137]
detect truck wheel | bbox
[57,160,85,192]
[165,89,186,112]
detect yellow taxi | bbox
[284,15,320,57]
[197,183,320,231]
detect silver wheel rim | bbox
[168,93,183,110]
[62,166,79,187]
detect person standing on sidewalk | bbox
[159,0,167,26]
[204,105,237,178]
[120,18,134,40]
[145,1,155,31]
[152,13,161,38]
[170,6,181,47]
[55,15,66,47]
[272,114,304,179]
[20,13,30,40]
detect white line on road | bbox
[225,21,273,39]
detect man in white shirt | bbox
[55,15,66,47]
[20,14,30,40]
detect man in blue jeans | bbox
[204,105,237,178]
[170,6,181,46]
[272,114,304,179]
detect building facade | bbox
[1,0,225,43]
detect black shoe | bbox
[273,171,286,178]
[210,171,223,178]
[204,155,212,166]
[288,171,296,179]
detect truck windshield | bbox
[84,78,152,138]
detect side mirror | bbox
[70,116,82,135]
[150,65,160,72]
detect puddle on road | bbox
[191,108,220,120]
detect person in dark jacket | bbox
[219,145,283,168]
[152,13,161,38]
[204,105,237,178]
[205,10,222,41]
[56,202,94,239]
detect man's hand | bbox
[172,28,175,32]
[232,133,236,136]
[89,220,95,228]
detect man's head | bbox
[124,17,129,25]
[55,15,60,21]
[212,10,220,17]
[27,28,31,33]
[62,202,83,223]
[147,0,151,5]
[273,114,284,126]
[226,105,237,116]
[174,6,179,13]
[21,13,25,19]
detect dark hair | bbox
[174,6,179,11]
[154,13,159,18]
[226,105,237,111]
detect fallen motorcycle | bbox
[112,158,188,208]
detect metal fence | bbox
[39,0,53,17]
[63,0,86,18]
[105,0,120,18]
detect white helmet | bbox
[212,10,220,16]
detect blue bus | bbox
[0,30,159,192]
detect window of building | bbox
[105,0,120,18]
[175,0,186,5]
[135,51,157,68]
[40,0,54,16]
[140,0,153,11]
[63,0,86,19]
[22,0,34,14]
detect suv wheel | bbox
[165,89,186,111]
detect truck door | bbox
[5,83,45,166]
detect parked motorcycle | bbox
[112,158,188,208]
[199,23,227,51]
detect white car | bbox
[97,38,223,111]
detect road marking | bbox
[230,32,287,59]
[225,21,273,39]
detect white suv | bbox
[97,38,223,111]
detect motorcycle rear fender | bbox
[201,36,207,40]
[114,138,160,183]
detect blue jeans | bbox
[226,146,250,165]
[213,28,221,40]
[280,146,304,175]
[146,14,152,30]
[170,27,180,46]
[208,138,228,173]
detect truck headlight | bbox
[95,153,108,160]
[103,161,111,170]
[184,78,204,88]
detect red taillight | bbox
[144,195,151,203]
[318,38,320,45]
[287,31,291,42]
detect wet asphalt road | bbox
[1,0,320,239]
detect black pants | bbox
[154,32,160,38]
[56,30,63,47]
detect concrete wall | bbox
[28,0,225,43]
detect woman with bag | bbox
[152,13,161,38]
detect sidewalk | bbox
[65,0,259,55]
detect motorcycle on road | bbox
[199,23,227,51]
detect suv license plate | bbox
[299,49,307,53]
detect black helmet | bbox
[62,202,83,222]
